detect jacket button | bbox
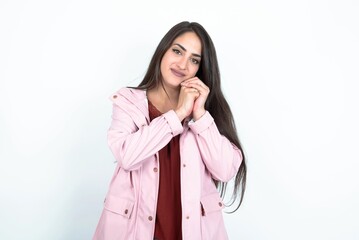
[186,216,190,219]
[148,216,153,221]
[219,202,223,207]
[112,95,117,99]
[124,209,128,214]
[153,167,158,172]
[183,164,186,167]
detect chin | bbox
[162,79,182,89]
[171,83,182,89]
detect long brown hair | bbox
[133,21,247,212]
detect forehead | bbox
[173,32,202,54]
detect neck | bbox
[147,83,180,112]
[157,84,180,104]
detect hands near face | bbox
[175,77,210,122]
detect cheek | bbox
[160,55,172,71]
[161,51,172,64]
[160,57,168,72]
[190,65,200,76]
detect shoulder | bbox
[109,87,147,105]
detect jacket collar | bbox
[116,87,191,127]
[117,87,150,123]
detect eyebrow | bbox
[173,43,202,58]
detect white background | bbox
[1,0,358,239]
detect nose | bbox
[177,56,187,70]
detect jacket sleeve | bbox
[188,111,243,182]
[107,97,183,171]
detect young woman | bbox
[93,21,247,240]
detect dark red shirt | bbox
[148,100,182,240]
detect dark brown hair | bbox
[134,21,247,212]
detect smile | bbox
[171,69,185,77]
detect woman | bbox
[93,21,247,240]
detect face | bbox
[160,31,202,89]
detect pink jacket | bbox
[93,87,243,240]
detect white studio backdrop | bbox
[1,0,358,239]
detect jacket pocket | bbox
[200,193,228,240]
[200,192,224,216]
[93,195,135,240]
[104,195,135,218]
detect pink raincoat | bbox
[93,87,242,240]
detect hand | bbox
[180,77,209,121]
[175,85,200,121]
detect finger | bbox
[184,82,208,94]
[181,77,202,85]
[181,85,198,94]
[182,79,208,90]
[187,87,198,92]
[182,76,198,83]
[188,87,199,93]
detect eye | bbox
[191,58,200,65]
[172,48,181,55]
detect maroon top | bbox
[148,100,182,240]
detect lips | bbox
[170,68,185,78]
